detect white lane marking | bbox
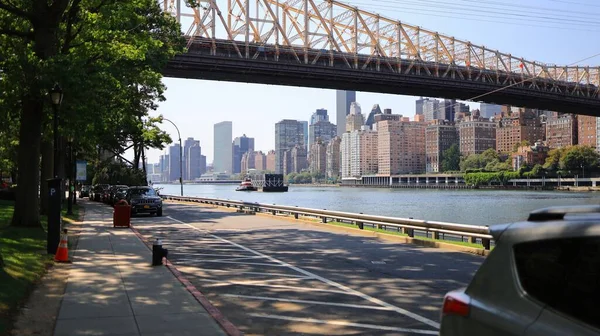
[186,268,310,278]
[223,294,396,311]
[170,253,257,258]
[248,313,439,335]
[208,256,266,262]
[166,216,441,329]
[199,276,311,287]
[188,278,357,295]
[179,259,287,267]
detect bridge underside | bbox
[164,44,600,116]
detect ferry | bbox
[235,177,258,191]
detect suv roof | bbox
[490,205,600,245]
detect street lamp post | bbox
[47,83,64,255]
[66,137,74,215]
[162,118,183,196]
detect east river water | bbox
[155,183,600,226]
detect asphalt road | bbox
[130,201,484,336]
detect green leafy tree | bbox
[560,145,599,176]
[441,144,460,172]
[543,148,565,173]
[0,0,183,227]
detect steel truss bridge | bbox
[162,0,600,115]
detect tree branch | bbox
[0,2,33,20]
[0,27,33,38]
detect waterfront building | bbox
[284,145,307,175]
[309,138,327,175]
[233,134,255,174]
[426,120,459,173]
[512,142,550,170]
[340,128,378,178]
[415,97,428,116]
[340,133,352,178]
[496,108,545,153]
[213,121,233,174]
[377,118,426,175]
[326,136,342,179]
[241,151,255,173]
[254,151,267,171]
[546,113,577,149]
[578,115,597,147]
[266,150,276,172]
[480,103,502,118]
[183,137,198,180]
[300,121,309,149]
[159,154,169,182]
[309,109,330,148]
[336,90,356,136]
[275,120,305,174]
[457,113,496,156]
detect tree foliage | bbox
[0,0,184,227]
[543,145,599,176]
[441,144,460,172]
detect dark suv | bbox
[126,186,162,216]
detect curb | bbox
[167,199,490,257]
[129,225,243,336]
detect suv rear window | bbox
[514,237,600,330]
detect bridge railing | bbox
[161,194,494,250]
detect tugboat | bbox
[236,177,257,191]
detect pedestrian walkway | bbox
[54,201,228,336]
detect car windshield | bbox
[117,188,128,193]
[129,188,156,196]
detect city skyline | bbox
[139,0,597,165]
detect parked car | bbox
[108,185,128,205]
[126,186,163,217]
[440,205,600,336]
[91,184,109,202]
[113,187,129,204]
[79,185,91,198]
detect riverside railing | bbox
[161,195,493,250]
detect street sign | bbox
[76,160,87,181]
[50,188,56,196]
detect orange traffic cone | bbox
[55,229,69,262]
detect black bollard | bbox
[152,238,168,266]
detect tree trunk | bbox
[39,139,53,215]
[10,169,17,184]
[141,146,148,185]
[12,99,43,227]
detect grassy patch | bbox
[0,201,53,335]
[61,203,80,222]
[326,220,486,249]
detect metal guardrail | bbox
[162,195,493,250]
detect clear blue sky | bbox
[139,0,600,165]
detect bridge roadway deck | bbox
[131,201,484,335]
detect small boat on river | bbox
[236,177,258,191]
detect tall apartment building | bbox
[423,99,441,122]
[346,102,364,132]
[309,138,327,175]
[182,138,197,180]
[458,117,497,156]
[340,129,378,178]
[326,136,341,179]
[254,151,267,171]
[309,109,330,148]
[159,154,169,182]
[233,134,255,174]
[266,150,276,172]
[496,108,545,153]
[300,121,309,148]
[415,97,428,116]
[213,121,233,173]
[426,120,459,173]
[377,119,426,175]
[283,145,307,175]
[168,144,181,182]
[275,120,305,174]
[186,142,203,180]
[240,152,254,173]
[336,90,356,136]
[309,121,337,147]
[546,113,577,149]
[578,115,597,147]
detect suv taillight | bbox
[442,293,470,317]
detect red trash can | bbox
[113,200,131,228]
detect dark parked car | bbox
[91,184,109,202]
[79,185,91,198]
[113,187,129,204]
[126,186,162,216]
[108,185,128,205]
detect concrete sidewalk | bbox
[54,201,228,336]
